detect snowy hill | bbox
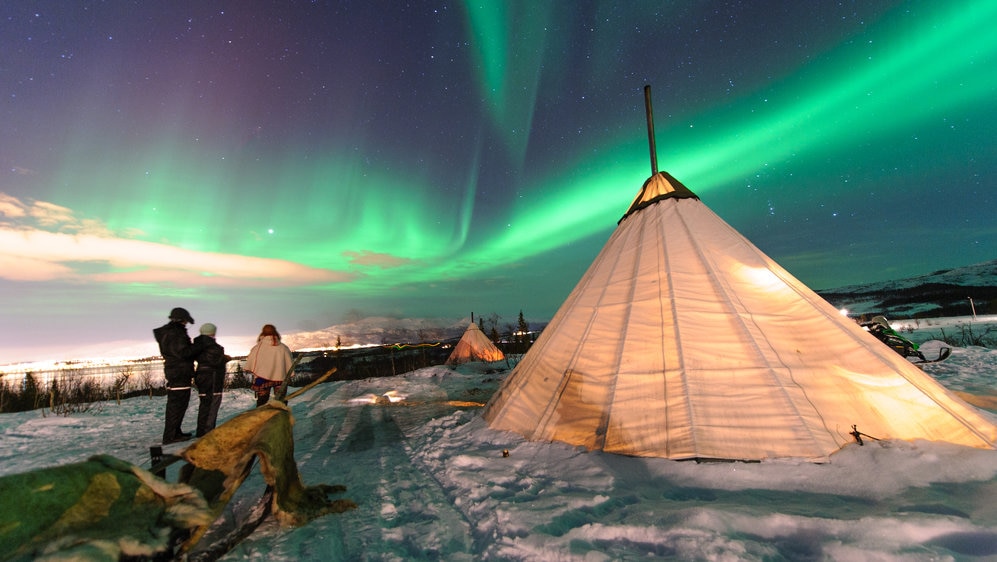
[817,259,997,319]
[281,316,470,351]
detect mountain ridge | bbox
[816,259,997,319]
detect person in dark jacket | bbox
[192,323,230,437]
[153,307,200,444]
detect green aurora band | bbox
[31,0,997,299]
[464,0,997,284]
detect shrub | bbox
[937,324,997,348]
[49,369,107,416]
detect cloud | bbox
[0,193,28,218]
[0,192,356,288]
[0,227,356,287]
[343,250,420,269]
[30,200,77,228]
[1,192,113,236]
[0,254,75,281]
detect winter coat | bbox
[153,321,199,386]
[245,338,293,382]
[193,334,229,395]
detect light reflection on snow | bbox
[347,390,408,405]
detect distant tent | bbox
[446,322,506,365]
[483,171,997,461]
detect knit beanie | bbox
[199,323,217,336]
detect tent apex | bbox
[620,171,698,223]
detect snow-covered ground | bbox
[894,315,997,344]
[3,336,997,559]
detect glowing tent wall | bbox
[446,322,506,365]
[483,172,997,461]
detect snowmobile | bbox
[860,315,951,364]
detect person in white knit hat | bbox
[245,324,294,407]
[193,322,230,435]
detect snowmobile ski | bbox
[910,346,952,364]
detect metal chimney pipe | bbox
[644,85,658,176]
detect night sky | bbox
[2,1,994,363]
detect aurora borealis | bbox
[1,1,994,363]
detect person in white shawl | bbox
[246,324,294,407]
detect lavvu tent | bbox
[445,322,506,366]
[482,169,997,462]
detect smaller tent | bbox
[446,323,505,365]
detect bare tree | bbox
[114,365,134,405]
[51,368,104,416]
[140,362,157,398]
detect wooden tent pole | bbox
[644,85,658,176]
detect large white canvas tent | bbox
[445,322,506,365]
[483,171,997,462]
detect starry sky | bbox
[1,1,994,363]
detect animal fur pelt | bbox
[178,399,356,551]
[0,454,212,561]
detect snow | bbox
[3,337,997,559]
